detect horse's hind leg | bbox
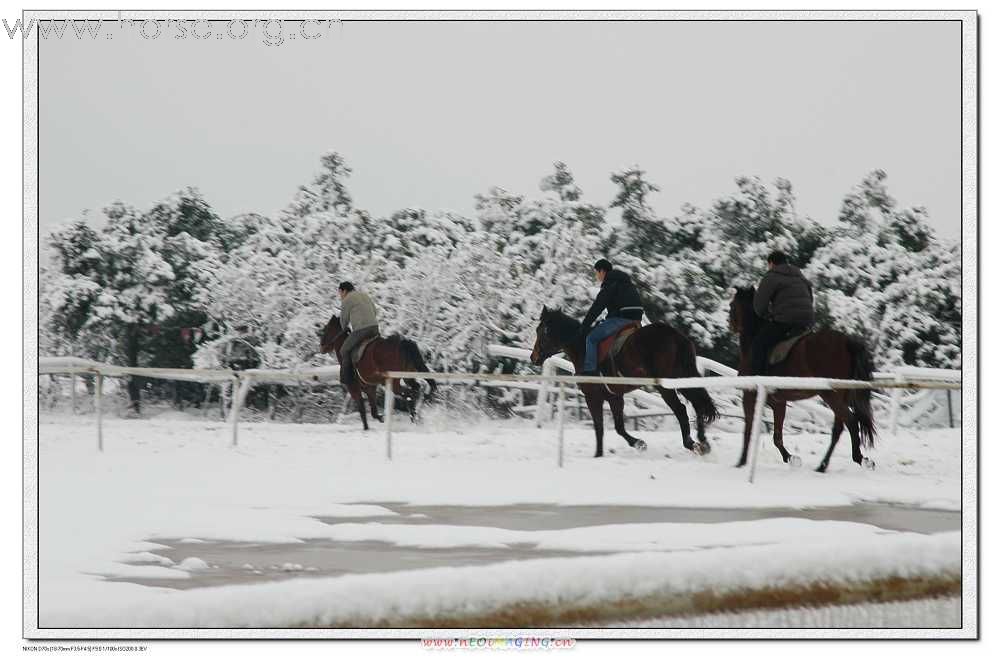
[656,387,695,452]
[406,380,423,423]
[609,395,646,452]
[817,417,845,473]
[679,388,712,454]
[818,392,871,470]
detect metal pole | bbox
[747,385,769,484]
[535,360,552,428]
[95,373,103,452]
[947,389,955,428]
[221,381,230,420]
[556,382,566,468]
[229,377,252,447]
[384,378,395,461]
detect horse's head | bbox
[319,313,344,354]
[530,306,576,366]
[728,287,756,335]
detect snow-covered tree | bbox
[609,165,667,261]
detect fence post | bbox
[556,382,566,468]
[384,378,395,461]
[947,389,955,428]
[95,372,103,452]
[748,384,769,484]
[229,376,252,447]
[535,360,552,428]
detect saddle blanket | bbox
[352,336,379,364]
[769,328,812,365]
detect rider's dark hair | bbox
[593,259,613,273]
[766,251,788,265]
[338,281,355,293]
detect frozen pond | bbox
[107,501,959,591]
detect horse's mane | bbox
[731,286,762,339]
[541,308,581,343]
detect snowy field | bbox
[35,408,962,630]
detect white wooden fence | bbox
[381,368,959,483]
[483,345,961,434]
[39,354,959,484]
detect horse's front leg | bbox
[770,400,799,466]
[368,385,384,423]
[584,391,606,458]
[354,389,370,431]
[609,394,646,451]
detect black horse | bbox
[531,307,718,458]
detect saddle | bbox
[597,321,642,369]
[768,328,812,366]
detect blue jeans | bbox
[583,317,636,372]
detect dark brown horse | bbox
[729,288,877,472]
[530,307,718,458]
[319,315,437,430]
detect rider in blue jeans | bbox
[578,259,646,376]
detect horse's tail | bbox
[669,328,719,426]
[400,338,438,399]
[847,335,877,449]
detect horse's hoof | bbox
[862,457,876,471]
[697,440,712,455]
[594,452,604,458]
[815,463,828,473]
[634,439,648,452]
[734,461,746,469]
[787,455,802,468]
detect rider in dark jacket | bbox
[751,251,815,375]
[578,259,645,375]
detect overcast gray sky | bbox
[40,19,960,239]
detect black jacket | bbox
[581,270,645,329]
[753,264,815,325]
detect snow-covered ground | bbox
[34,409,962,630]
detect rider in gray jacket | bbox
[338,282,380,387]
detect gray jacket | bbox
[340,290,379,332]
[754,264,814,325]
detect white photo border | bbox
[22,8,979,640]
